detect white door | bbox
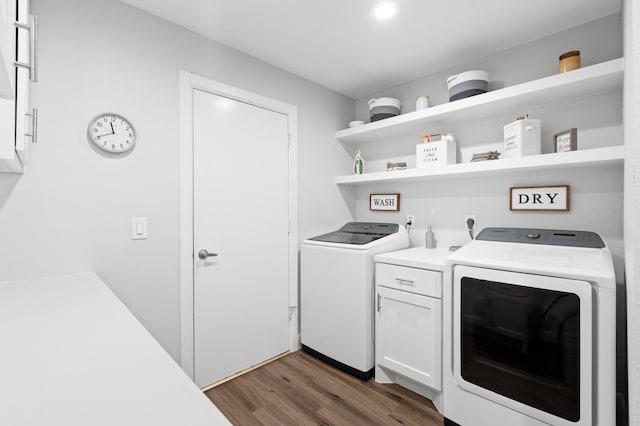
[192,89,290,388]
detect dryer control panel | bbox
[475,227,605,248]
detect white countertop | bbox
[374,247,454,271]
[0,272,230,426]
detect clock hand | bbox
[110,122,115,134]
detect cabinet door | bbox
[376,286,442,390]
[14,0,29,163]
[0,0,16,98]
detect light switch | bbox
[131,217,148,240]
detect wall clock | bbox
[87,113,136,153]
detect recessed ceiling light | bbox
[372,1,399,20]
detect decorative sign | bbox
[510,185,570,211]
[554,128,578,152]
[370,193,400,211]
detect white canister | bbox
[416,96,430,110]
[503,118,541,158]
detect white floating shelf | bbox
[335,146,624,185]
[336,58,624,145]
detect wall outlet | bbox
[465,214,477,230]
[406,214,416,229]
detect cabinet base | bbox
[301,344,374,381]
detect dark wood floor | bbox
[205,351,444,425]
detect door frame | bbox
[178,71,299,380]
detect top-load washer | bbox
[443,227,616,426]
[301,222,409,379]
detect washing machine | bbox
[301,222,409,379]
[443,227,616,426]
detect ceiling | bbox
[120,0,621,99]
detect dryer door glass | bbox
[460,277,580,421]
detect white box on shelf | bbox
[503,118,541,158]
[416,141,457,168]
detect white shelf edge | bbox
[336,58,624,144]
[335,146,624,185]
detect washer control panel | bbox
[475,227,605,248]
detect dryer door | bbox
[452,265,592,426]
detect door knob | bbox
[198,249,218,260]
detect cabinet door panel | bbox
[14,0,29,163]
[376,286,442,390]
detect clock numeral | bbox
[120,144,124,150]
[97,136,101,140]
[97,122,102,127]
[92,128,98,133]
[103,141,107,146]
[112,144,116,151]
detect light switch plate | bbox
[131,217,148,240]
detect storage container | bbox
[447,70,489,102]
[416,140,457,167]
[558,50,581,73]
[503,118,541,158]
[369,97,401,122]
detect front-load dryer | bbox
[443,227,616,426]
[301,222,409,379]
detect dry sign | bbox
[370,193,400,211]
[510,185,570,211]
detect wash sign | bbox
[370,193,400,211]
[510,185,570,211]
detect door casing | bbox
[178,71,299,380]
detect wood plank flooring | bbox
[205,351,444,425]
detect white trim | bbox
[624,0,640,424]
[178,70,299,380]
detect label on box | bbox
[416,141,455,168]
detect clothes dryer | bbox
[443,227,616,426]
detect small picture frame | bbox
[554,128,577,153]
[370,193,400,211]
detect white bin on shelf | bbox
[503,118,541,158]
[416,141,457,168]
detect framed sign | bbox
[510,185,570,211]
[554,128,577,152]
[370,193,400,211]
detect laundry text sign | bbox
[370,193,400,211]
[510,185,570,211]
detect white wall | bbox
[624,0,640,423]
[355,14,622,120]
[0,0,354,362]
[349,15,625,273]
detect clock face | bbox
[87,113,136,153]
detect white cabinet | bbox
[0,0,36,174]
[0,0,16,98]
[375,262,442,392]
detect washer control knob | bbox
[526,231,541,239]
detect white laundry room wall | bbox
[0,0,354,362]
[348,14,625,277]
